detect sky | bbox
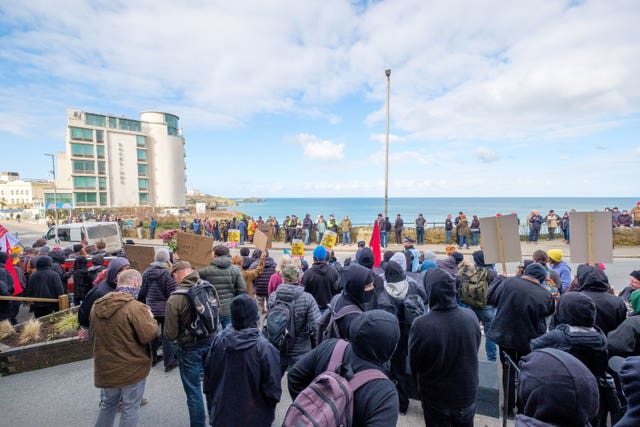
[0,0,639,198]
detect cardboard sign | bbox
[176,232,214,268]
[253,228,270,251]
[320,230,337,249]
[124,245,156,273]
[479,214,522,267]
[228,229,240,247]
[569,212,613,264]
[291,239,304,257]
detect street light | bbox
[44,153,58,225]
[384,69,391,219]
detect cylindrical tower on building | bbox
[140,111,186,207]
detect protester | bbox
[608,289,640,357]
[72,255,92,306]
[0,252,15,322]
[204,295,281,427]
[287,310,401,427]
[232,251,265,297]
[301,245,340,314]
[466,250,498,362]
[91,269,158,427]
[618,269,640,303]
[616,356,640,427]
[547,249,571,293]
[415,213,426,245]
[249,249,276,315]
[24,255,64,318]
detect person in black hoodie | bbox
[249,249,276,315]
[288,310,401,427]
[574,264,626,335]
[301,245,340,313]
[608,289,640,357]
[617,355,640,427]
[517,348,599,426]
[409,267,481,426]
[531,292,612,427]
[25,256,65,318]
[486,262,555,416]
[72,255,92,305]
[203,294,281,427]
[0,252,15,321]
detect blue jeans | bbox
[530,227,540,242]
[178,342,210,427]
[380,231,388,248]
[240,231,245,245]
[445,230,452,244]
[316,232,323,244]
[303,229,310,244]
[459,236,469,248]
[95,379,146,427]
[416,228,424,245]
[470,306,496,361]
[470,231,479,246]
[342,231,351,245]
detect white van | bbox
[44,222,123,254]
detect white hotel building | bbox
[46,109,186,209]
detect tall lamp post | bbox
[384,69,391,219]
[44,153,58,225]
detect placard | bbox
[291,239,304,257]
[569,212,613,264]
[320,230,337,249]
[124,245,156,273]
[478,214,522,268]
[253,228,269,251]
[176,232,214,268]
[228,229,240,247]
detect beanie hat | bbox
[384,261,406,283]
[452,252,464,265]
[230,294,259,330]
[313,245,327,260]
[525,262,548,284]
[154,248,171,263]
[281,264,301,284]
[631,270,640,281]
[39,245,50,254]
[547,249,563,262]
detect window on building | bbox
[85,113,106,127]
[137,163,148,176]
[139,193,149,204]
[96,130,104,142]
[98,177,106,190]
[137,149,147,161]
[136,135,146,147]
[75,192,97,205]
[138,178,148,190]
[99,192,107,205]
[70,143,94,158]
[72,160,95,173]
[119,118,142,132]
[108,116,117,129]
[73,176,96,189]
[96,145,104,158]
[44,193,73,206]
[165,113,179,136]
[70,127,93,141]
[98,161,106,175]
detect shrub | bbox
[0,320,15,340]
[18,319,41,345]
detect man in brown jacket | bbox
[91,269,158,427]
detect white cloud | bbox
[291,133,345,160]
[474,146,499,163]
[370,133,406,143]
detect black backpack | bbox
[402,291,425,333]
[172,280,220,338]
[263,294,298,353]
[316,303,363,345]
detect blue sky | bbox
[0,0,639,198]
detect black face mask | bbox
[363,288,375,303]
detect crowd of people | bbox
[4,224,640,427]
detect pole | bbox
[384,69,391,219]
[45,153,58,225]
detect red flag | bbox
[369,220,382,268]
[4,236,22,295]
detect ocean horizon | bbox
[233,197,638,226]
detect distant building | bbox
[0,171,53,209]
[45,109,186,209]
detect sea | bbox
[234,197,638,226]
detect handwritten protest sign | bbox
[124,245,156,273]
[253,228,270,251]
[479,214,521,273]
[291,239,304,257]
[569,212,613,264]
[320,230,337,249]
[176,232,214,268]
[228,229,240,247]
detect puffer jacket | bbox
[90,292,158,388]
[250,257,276,297]
[268,284,321,355]
[198,255,246,317]
[139,262,177,317]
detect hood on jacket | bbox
[435,256,458,277]
[349,309,399,366]
[390,252,407,272]
[425,268,457,310]
[556,292,597,328]
[231,294,259,330]
[180,271,201,286]
[35,255,52,269]
[423,251,437,262]
[556,292,596,327]
[221,328,261,351]
[356,248,374,269]
[383,261,408,300]
[518,348,598,427]
[524,262,547,284]
[74,255,88,269]
[577,264,610,292]
[619,355,640,422]
[311,261,335,276]
[340,264,374,311]
[212,254,232,269]
[93,292,136,319]
[472,250,486,267]
[105,257,131,289]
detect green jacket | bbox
[197,255,246,317]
